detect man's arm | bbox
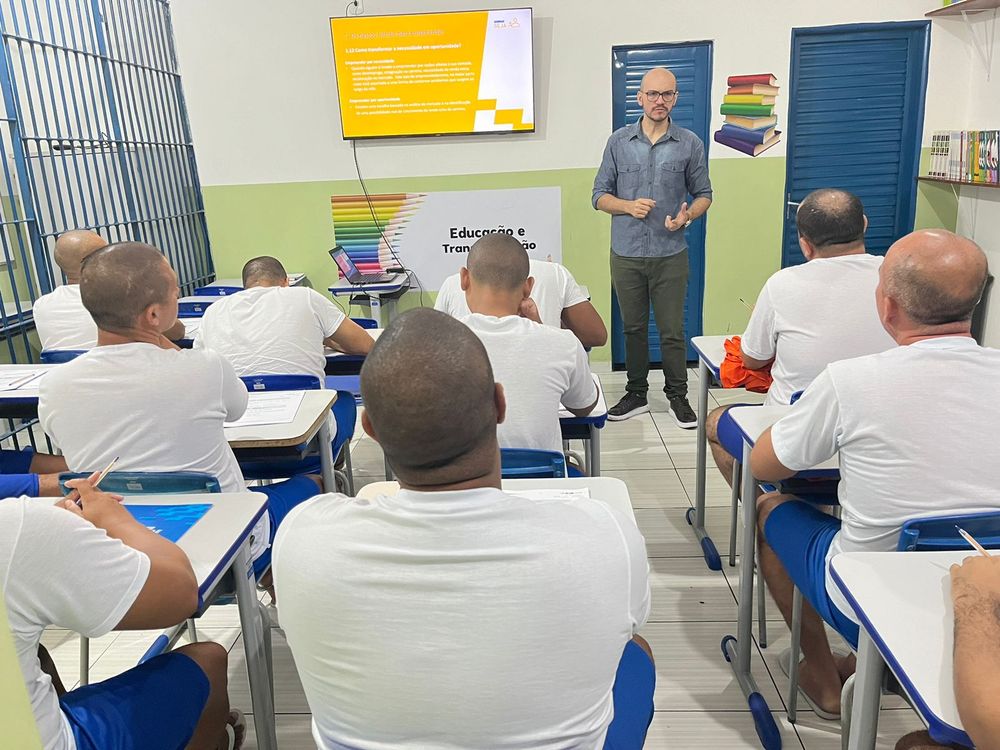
[163,319,186,341]
[741,352,774,371]
[324,318,375,355]
[561,301,608,348]
[951,556,1000,750]
[63,480,198,629]
[592,138,656,220]
[562,342,600,418]
[749,428,797,482]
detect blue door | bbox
[610,42,713,367]
[781,22,929,266]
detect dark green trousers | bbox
[610,250,689,399]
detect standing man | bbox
[593,67,713,426]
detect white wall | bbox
[170,0,970,187]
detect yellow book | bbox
[723,94,776,105]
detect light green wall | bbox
[202,148,957,362]
[0,592,42,748]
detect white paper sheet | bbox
[511,488,591,501]
[228,391,305,428]
[0,368,47,391]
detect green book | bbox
[720,103,774,116]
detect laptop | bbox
[329,246,398,284]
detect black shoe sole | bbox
[607,404,650,421]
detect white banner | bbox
[331,187,562,290]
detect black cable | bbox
[350,138,426,307]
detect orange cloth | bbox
[719,336,773,393]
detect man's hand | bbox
[61,479,129,532]
[952,555,1000,610]
[519,297,542,323]
[629,199,656,220]
[665,202,690,232]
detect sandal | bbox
[778,648,841,721]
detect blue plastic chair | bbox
[897,510,1000,552]
[58,470,221,496]
[39,349,87,363]
[241,374,321,392]
[351,317,378,329]
[500,448,569,478]
[192,285,242,296]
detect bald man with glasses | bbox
[593,66,713,427]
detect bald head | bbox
[466,234,529,292]
[242,256,287,287]
[796,189,865,252]
[54,230,107,281]
[361,308,499,485]
[640,67,676,91]
[881,230,987,328]
[80,242,176,333]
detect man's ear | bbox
[862,214,869,234]
[494,382,506,425]
[361,409,378,441]
[459,267,471,292]
[280,277,290,288]
[524,276,535,299]
[799,235,815,261]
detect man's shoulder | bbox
[608,122,638,143]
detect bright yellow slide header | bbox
[330,9,534,139]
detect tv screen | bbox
[329,8,534,139]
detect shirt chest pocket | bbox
[656,160,686,185]
[617,163,643,196]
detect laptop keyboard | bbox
[355,273,389,283]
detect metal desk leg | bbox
[722,440,782,750]
[687,358,721,570]
[234,542,277,750]
[319,416,336,492]
[590,425,601,476]
[848,630,884,750]
[369,293,384,326]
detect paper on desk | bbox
[0,368,46,391]
[228,391,305,427]
[511,488,591,501]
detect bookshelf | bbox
[918,176,1000,188]
[926,0,1000,18]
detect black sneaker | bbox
[669,396,698,429]
[608,392,649,421]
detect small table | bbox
[328,276,410,327]
[689,335,729,571]
[325,329,383,375]
[559,374,608,476]
[831,551,974,750]
[115,492,278,750]
[722,404,839,749]
[0,364,59,419]
[225,390,338,491]
[358,476,635,522]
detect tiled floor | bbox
[40,365,925,749]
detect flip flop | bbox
[778,648,841,721]
[226,709,247,750]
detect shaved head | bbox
[638,67,678,123]
[466,234,529,292]
[640,67,676,91]
[54,230,107,280]
[80,242,175,333]
[361,308,499,485]
[242,256,286,287]
[881,230,988,326]
[796,189,866,251]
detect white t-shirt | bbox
[32,284,98,351]
[462,314,597,452]
[741,254,895,405]
[195,286,347,381]
[771,336,1000,619]
[273,487,650,750]
[1,498,150,750]
[38,344,269,557]
[435,259,589,329]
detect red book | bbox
[727,73,778,87]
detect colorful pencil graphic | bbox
[330,193,426,273]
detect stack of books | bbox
[928,130,999,184]
[713,73,782,157]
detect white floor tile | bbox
[676,466,738,508]
[227,631,310,714]
[648,558,738,623]
[240,713,316,750]
[646,710,803,749]
[604,469,689,509]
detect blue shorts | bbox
[254,474,320,574]
[716,405,753,460]
[0,447,34,473]
[604,640,656,750]
[763,501,859,648]
[60,652,209,750]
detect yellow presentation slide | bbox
[330,9,534,139]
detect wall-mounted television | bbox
[329,8,534,139]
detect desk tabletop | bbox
[0,364,59,401]
[727,405,839,472]
[325,329,383,358]
[831,550,971,744]
[559,373,608,424]
[357,476,635,521]
[691,335,729,375]
[203,274,305,289]
[225,390,336,448]
[328,277,408,294]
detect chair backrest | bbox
[39,349,87,364]
[240,374,322,392]
[192,285,242,297]
[500,448,568,478]
[790,390,804,404]
[58,471,221,495]
[351,317,378,330]
[897,510,1000,552]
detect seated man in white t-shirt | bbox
[273,308,654,749]
[458,234,598,454]
[33,229,185,350]
[38,242,320,582]
[2,479,240,750]
[749,229,1000,719]
[436,254,608,348]
[707,189,895,485]
[195,255,373,380]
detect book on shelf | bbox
[727,83,780,96]
[727,73,778,87]
[926,130,1000,184]
[714,130,781,156]
[719,123,777,145]
[722,94,777,105]
[724,114,778,130]
[720,103,774,116]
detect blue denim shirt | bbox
[592,118,713,258]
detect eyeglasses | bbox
[642,90,678,102]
